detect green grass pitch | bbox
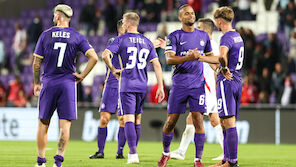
[0,141,295,167]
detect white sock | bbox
[214,124,224,150]
[178,124,195,154]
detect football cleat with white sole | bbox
[170,149,185,160]
[126,153,139,164]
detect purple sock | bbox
[117,127,126,154]
[54,155,64,167]
[135,124,141,146]
[226,127,238,164]
[97,127,107,154]
[223,130,229,162]
[125,122,137,154]
[162,132,174,153]
[194,133,205,159]
[37,157,46,165]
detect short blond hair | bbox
[123,12,140,26]
[213,6,234,22]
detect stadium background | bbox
[0,0,296,146]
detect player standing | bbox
[33,4,98,167]
[170,18,224,161]
[89,19,127,160]
[194,7,243,167]
[101,12,164,164]
[157,5,215,167]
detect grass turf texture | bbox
[0,141,295,167]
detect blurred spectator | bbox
[237,0,252,21]
[0,37,5,71]
[79,0,100,35]
[117,0,128,20]
[27,14,43,49]
[83,86,93,107]
[216,0,231,7]
[257,48,274,77]
[134,0,144,9]
[103,0,117,33]
[264,33,282,63]
[277,0,290,30]
[240,28,256,73]
[161,0,178,22]
[142,0,161,23]
[12,22,27,73]
[281,76,294,106]
[259,68,271,96]
[241,72,258,105]
[0,81,6,107]
[187,0,202,19]
[288,31,296,60]
[7,76,24,106]
[271,62,285,103]
[283,1,295,40]
[148,81,168,104]
[257,68,271,103]
[14,89,28,107]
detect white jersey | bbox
[204,40,219,114]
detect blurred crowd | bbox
[0,0,296,107]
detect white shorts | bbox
[204,81,218,115]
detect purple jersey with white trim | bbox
[34,27,93,82]
[104,37,120,88]
[218,30,244,81]
[165,29,212,88]
[107,32,158,93]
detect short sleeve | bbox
[106,37,120,56]
[204,33,213,55]
[165,33,177,54]
[79,34,93,55]
[34,32,44,59]
[220,35,232,50]
[148,41,158,63]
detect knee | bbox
[118,117,125,127]
[164,119,176,132]
[100,116,110,127]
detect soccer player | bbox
[193,7,244,167]
[33,4,98,167]
[170,18,224,161]
[101,12,165,164]
[157,5,215,167]
[89,19,127,160]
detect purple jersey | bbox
[104,37,121,88]
[218,30,244,81]
[165,29,212,88]
[107,33,158,93]
[34,27,93,82]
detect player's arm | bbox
[218,46,233,80]
[102,49,122,79]
[74,49,98,83]
[165,51,193,65]
[32,56,42,96]
[197,52,220,64]
[151,59,165,103]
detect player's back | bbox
[218,30,244,82]
[34,27,91,83]
[107,32,157,93]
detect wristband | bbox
[221,66,228,70]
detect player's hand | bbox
[186,48,200,61]
[34,84,41,97]
[111,68,123,80]
[219,67,233,81]
[155,87,165,103]
[73,73,85,83]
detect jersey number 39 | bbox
[126,47,150,69]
